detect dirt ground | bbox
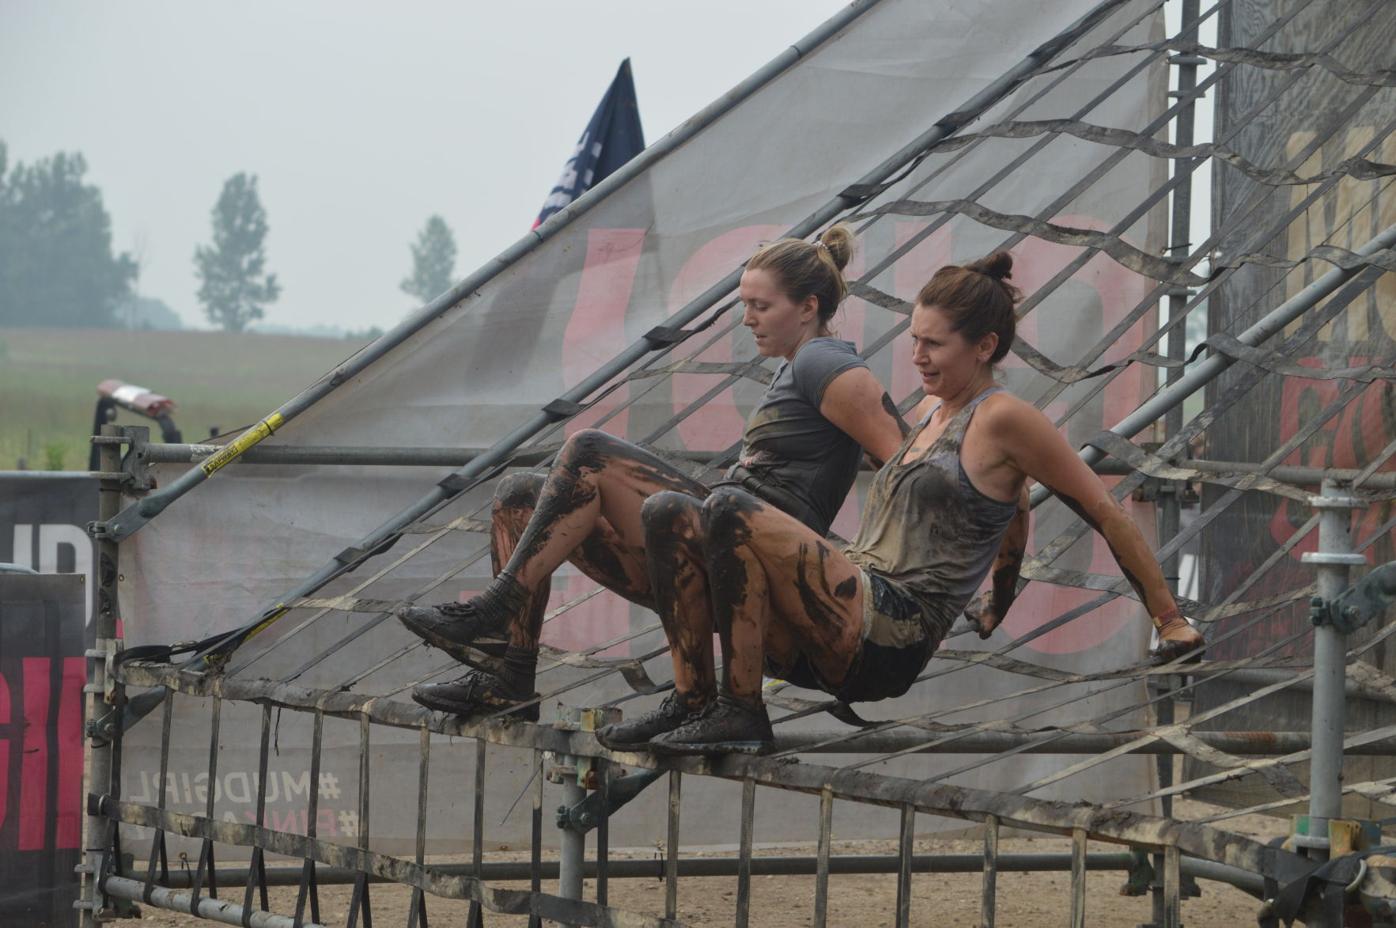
[127,800,1283,927]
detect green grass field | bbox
[0,327,373,470]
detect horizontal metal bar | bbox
[145,853,1266,900]
[138,443,711,469]
[771,729,1396,756]
[1092,458,1396,490]
[161,853,1139,888]
[102,875,326,928]
[1213,668,1396,706]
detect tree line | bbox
[0,138,459,334]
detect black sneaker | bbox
[647,694,774,755]
[411,668,540,722]
[595,691,708,750]
[396,573,528,665]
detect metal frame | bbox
[75,0,1396,926]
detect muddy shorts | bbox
[764,569,941,703]
[710,466,828,537]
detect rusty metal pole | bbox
[79,425,126,926]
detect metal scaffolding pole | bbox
[1295,480,1362,859]
[79,425,125,927]
[102,876,326,928]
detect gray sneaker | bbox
[647,694,774,755]
[595,691,708,750]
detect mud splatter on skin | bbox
[502,429,703,588]
[883,392,911,439]
[699,488,764,698]
[1049,484,1177,623]
[642,492,716,698]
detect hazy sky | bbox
[1,1,848,331]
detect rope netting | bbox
[95,0,1396,924]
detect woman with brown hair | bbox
[596,251,1203,755]
[397,225,967,720]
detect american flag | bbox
[534,58,645,228]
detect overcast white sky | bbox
[1,1,849,331]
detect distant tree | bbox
[400,215,456,304]
[194,173,280,332]
[0,141,137,327]
[113,295,183,331]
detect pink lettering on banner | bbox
[543,228,649,656]
[56,657,85,848]
[0,670,9,835]
[19,657,50,851]
[562,228,648,437]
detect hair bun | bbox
[817,224,854,272]
[966,250,1013,282]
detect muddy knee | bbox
[642,490,702,542]
[557,427,628,470]
[699,486,762,546]
[493,472,544,513]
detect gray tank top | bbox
[841,385,1019,636]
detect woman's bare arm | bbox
[991,400,1182,625]
[819,367,910,467]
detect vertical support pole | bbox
[894,804,914,928]
[407,724,430,928]
[81,424,125,927]
[1153,4,1201,924]
[1300,478,1362,928]
[143,694,174,903]
[981,814,1000,928]
[1070,828,1087,928]
[528,748,544,928]
[735,778,756,928]
[468,740,486,928]
[347,714,372,928]
[596,761,610,908]
[558,773,586,904]
[665,771,681,921]
[1162,845,1181,928]
[813,787,834,928]
[243,703,272,916]
[293,710,323,926]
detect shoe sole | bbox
[646,738,773,756]
[411,689,541,722]
[398,612,510,666]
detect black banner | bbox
[0,574,87,927]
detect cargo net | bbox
[98,0,1396,925]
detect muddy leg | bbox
[641,491,717,702]
[493,462,677,647]
[501,429,705,592]
[699,487,864,703]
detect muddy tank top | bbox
[841,385,1019,636]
